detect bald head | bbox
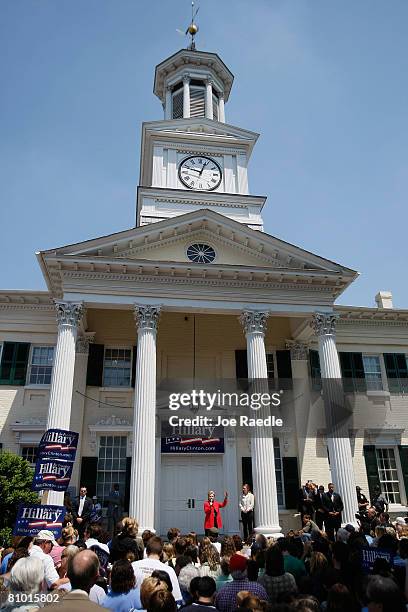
[67,549,99,592]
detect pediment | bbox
[38,209,357,278]
[143,118,259,146]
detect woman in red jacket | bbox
[204,490,228,535]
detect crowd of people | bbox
[0,481,407,612]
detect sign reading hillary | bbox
[38,428,78,462]
[13,504,66,538]
[31,458,74,492]
[361,547,395,573]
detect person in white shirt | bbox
[28,530,69,590]
[132,535,182,603]
[84,524,110,555]
[239,483,255,540]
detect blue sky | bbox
[1,0,407,307]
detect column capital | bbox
[76,332,95,354]
[55,301,84,328]
[205,77,213,86]
[310,312,338,336]
[182,73,191,83]
[239,310,269,335]
[286,340,309,360]
[134,305,161,332]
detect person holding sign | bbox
[204,490,228,536]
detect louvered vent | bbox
[172,91,183,119]
[190,86,205,117]
[212,94,219,121]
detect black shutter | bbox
[86,344,104,387]
[363,445,381,502]
[339,352,354,392]
[124,456,132,512]
[384,353,408,393]
[339,352,366,392]
[352,353,367,392]
[131,346,137,388]
[79,457,98,497]
[397,446,408,502]
[282,456,299,509]
[0,342,30,385]
[276,350,293,390]
[241,457,253,492]
[235,350,248,389]
[309,349,321,390]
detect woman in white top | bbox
[199,545,222,580]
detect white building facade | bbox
[1,46,408,535]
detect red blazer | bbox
[204,497,228,530]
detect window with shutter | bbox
[172,91,183,119]
[0,342,30,385]
[383,353,408,393]
[190,86,205,117]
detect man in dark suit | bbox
[72,485,93,538]
[106,483,124,536]
[313,485,327,531]
[298,481,315,525]
[322,482,344,541]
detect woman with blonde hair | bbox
[140,576,169,610]
[199,545,221,579]
[110,517,143,563]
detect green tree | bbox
[0,451,39,531]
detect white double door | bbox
[160,455,224,535]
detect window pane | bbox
[103,348,131,387]
[96,436,127,505]
[29,346,54,384]
[363,355,383,391]
[376,448,401,504]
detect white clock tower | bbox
[137,46,265,230]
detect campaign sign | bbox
[31,458,74,492]
[13,504,66,538]
[361,547,394,573]
[38,429,78,462]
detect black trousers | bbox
[241,510,254,539]
[315,510,325,530]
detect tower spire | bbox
[186,1,199,50]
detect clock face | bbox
[178,155,222,191]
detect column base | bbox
[254,525,283,538]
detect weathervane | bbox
[177,1,199,50]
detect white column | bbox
[46,301,83,507]
[183,75,190,119]
[218,94,225,123]
[152,146,163,187]
[311,313,358,525]
[237,153,249,195]
[223,430,240,534]
[165,86,172,120]
[69,333,95,493]
[129,305,160,531]
[205,79,213,119]
[239,310,281,536]
[286,341,311,481]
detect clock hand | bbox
[199,162,209,176]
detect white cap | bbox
[36,529,58,545]
[394,517,406,527]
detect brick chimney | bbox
[375,291,393,309]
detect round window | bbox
[186,243,216,264]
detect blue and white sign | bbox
[13,504,66,538]
[31,458,74,492]
[361,547,394,573]
[38,428,78,462]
